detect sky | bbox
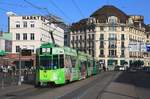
[0,0,150,32]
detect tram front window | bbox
[40,56,52,69]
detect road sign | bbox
[128,42,140,52]
[146,44,150,52]
[141,43,147,52]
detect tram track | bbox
[0,71,119,99]
[0,86,55,99]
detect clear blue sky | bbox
[0,0,150,32]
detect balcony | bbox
[121,46,125,48]
[121,38,125,40]
[99,55,105,57]
[129,56,137,58]
[120,55,125,58]
[100,46,104,48]
[108,38,117,40]
[99,38,104,40]
[108,45,117,49]
[108,55,118,58]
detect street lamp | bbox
[18,47,22,85]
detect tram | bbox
[35,43,100,86]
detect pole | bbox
[1,69,4,89]
[0,56,4,89]
[18,48,21,85]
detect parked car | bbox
[129,67,137,72]
[142,67,150,73]
[114,66,125,71]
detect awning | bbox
[0,50,6,56]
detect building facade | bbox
[0,32,12,66]
[70,5,149,70]
[8,14,64,68]
[0,32,12,52]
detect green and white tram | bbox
[35,43,99,86]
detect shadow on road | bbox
[114,71,150,89]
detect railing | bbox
[121,38,125,40]
[120,55,125,57]
[99,55,105,57]
[108,38,117,40]
[108,46,117,48]
[0,69,35,89]
[108,55,118,58]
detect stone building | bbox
[70,5,149,70]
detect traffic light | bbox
[21,49,32,56]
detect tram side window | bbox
[70,56,76,68]
[91,60,94,67]
[80,61,87,71]
[84,61,87,69]
[88,60,91,67]
[53,55,59,69]
[40,48,42,54]
[60,55,64,68]
[65,55,71,68]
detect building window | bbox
[121,50,125,56]
[88,34,91,40]
[16,46,20,52]
[92,34,95,39]
[80,35,82,40]
[121,41,125,48]
[109,50,116,56]
[76,36,78,40]
[100,27,104,31]
[109,41,117,48]
[100,50,104,56]
[121,26,124,31]
[16,33,20,40]
[72,36,75,41]
[108,16,117,24]
[147,34,149,38]
[23,21,27,28]
[100,34,104,40]
[109,33,117,40]
[30,33,34,40]
[100,41,104,48]
[31,23,35,28]
[16,21,20,28]
[109,26,116,31]
[121,34,125,40]
[30,45,34,52]
[23,33,27,40]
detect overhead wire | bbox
[24,0,64,23]
[71,0,85,18]
[48,0,73,22]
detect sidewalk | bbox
[99,71,150,99]
[0,84,33,96]
[100,82,138,99]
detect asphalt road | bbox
[1,71,150,99]
[0,71,119,99]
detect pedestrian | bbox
[103,66,106,71]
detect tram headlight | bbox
[52,74,58,80]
